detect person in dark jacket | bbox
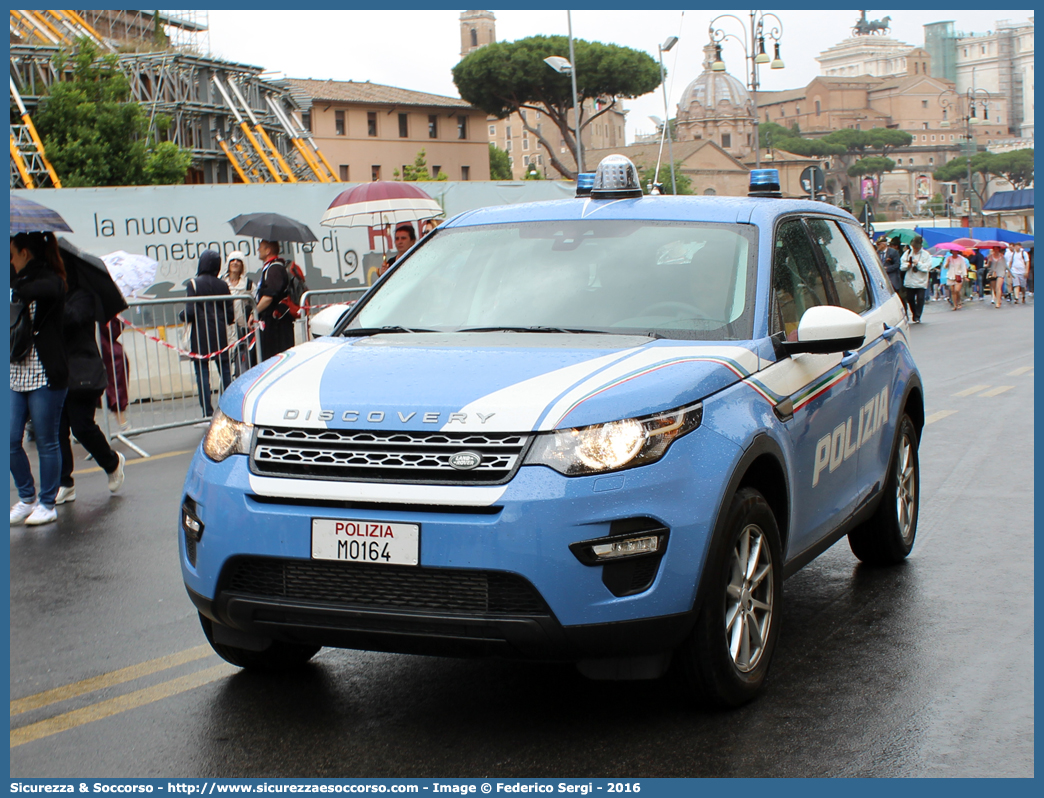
[253,240,295,359]
[876,236,905,313]
[55,266,126,504]
[10,231,68,526]
[185,250,234,417]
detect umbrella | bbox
[11,195,73,234]
[58,238,128,323]
[321,182,443,229]
[228,212,317,243]
[102,251,160,298]
[933,242,973,253]
[876,228,918,245]
[974,240,1007,249]
[951,237,980,248]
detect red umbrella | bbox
[321,181,443,228]
[974,240,1007,249]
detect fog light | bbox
[591,536,659,560]
[181,498,204,542]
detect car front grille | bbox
[250,427,529,484]
[222,557,549,616]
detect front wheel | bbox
[848,414,919,565]
[199,613,321,671]
[675,487,783,708]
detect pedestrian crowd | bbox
[876,235,1033,324]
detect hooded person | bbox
[185,249,234,417]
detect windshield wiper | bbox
[340,325,435,336]
[458,325,614,335]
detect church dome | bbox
[677,42,753,118]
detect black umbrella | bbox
[58,238,128,323]
[228,212,318,243]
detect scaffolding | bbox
[10,11,336,185]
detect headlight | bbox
[525,403,702,476]
[202,408,253,462]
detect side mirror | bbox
[781,305,866,355]
[308,304,352,338]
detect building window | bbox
[922,100,929,108]
[457,115,467,140]
[371,165,381,181]
[914,62,919,74]
[931,135,936,141]
[896,159,902,165]
[721,133,731,148]
[537,154,543,165]
[398,113,408,138]
[470,28,477,48]
[929,157,934,164]
[428,115,438,138]
[522,138,529,150]
[520,109,527,121]
[507,126,512,138]
[796,106,800,116]
[461,165,470,181]
[922,134,927,140]
[488,124,496,136]
[368,112,377,137]
[779,107,785,117]
[432,165,441,178]
[302,112,312,131]
[950,134,955,141]
[815,100,821,116]
[505,140,511,152]
[335,110,345,136]
[339,165,349,181]
[508,156,513,166]
[523,155,529,166]
[747,133,752,146]
[703,188,717,195]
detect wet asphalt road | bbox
[10,296,1034,778]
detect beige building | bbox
[284,79,490,183]
[674,43,757,160]
[460,10,627,179]
[955,18,1034,137]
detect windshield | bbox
[345,220,757,340]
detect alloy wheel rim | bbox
[725,523,774,673]
[895,433,917,544]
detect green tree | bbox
[847,156,896,206]
[32,39,191,186]
[489,142,513,180]
[395,149,448,181]
[933,152,998,211]
[453,35,661,179]
[990,148,1034,189]
[639,161,693,195]
[523,163,545,180]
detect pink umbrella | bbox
[321,181,443,229]
[974,240,1007,249]
[934,242,972,252]
[950,237,980,248]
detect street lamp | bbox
[709,11,784,170]
[939,86,991,227]
[657,34,679,195]
[543,11,583,175]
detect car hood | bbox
[221,333,761,433]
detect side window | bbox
[806,219,872,314]
[772,220,829,341]
[841,221,892,296]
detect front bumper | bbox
[180,426,742,660]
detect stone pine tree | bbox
[489,143,513,180]
[453,35,661,180]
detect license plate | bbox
[311,518,419,565]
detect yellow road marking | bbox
[72,448,194,477]
[981,385,1014,397]
[925,410,958,425]
[11,645,213,716]
[1008,366,1033,376]
[953,385,989,397]
[10,663,236,748]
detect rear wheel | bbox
[675,487,783,708]
[199,613,321,671]
[848,414,919,565]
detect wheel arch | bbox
[901,376,925,439]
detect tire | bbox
[199,613,320,671]
[847,413,919,565]
[675,487,783,708]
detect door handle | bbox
[841,351,860,369]
[881,323,899,340]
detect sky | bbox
[206,8,1032,144]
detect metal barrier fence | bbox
[103,294,260,455]
[296,287,369,342]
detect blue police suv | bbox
[181,157,922,707]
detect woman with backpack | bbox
[55,266,126,504]
[10,232,68,526]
